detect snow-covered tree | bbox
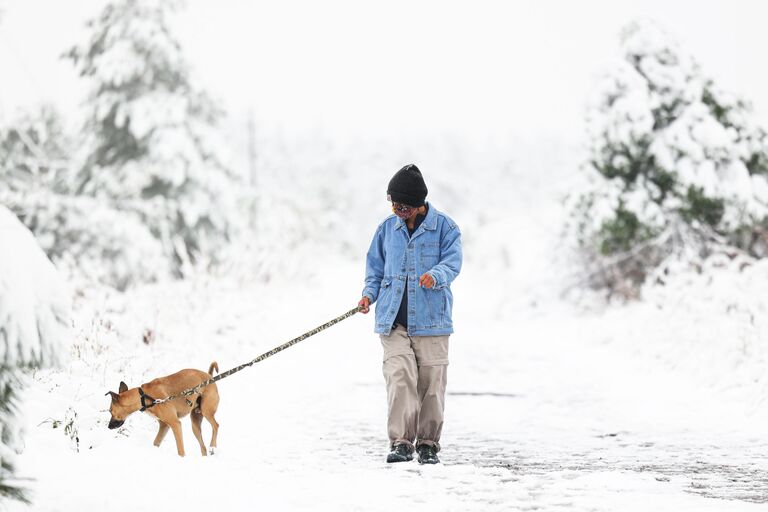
[66,0,241,276]
[0,107,166,290]
[0,206,71,502]
[0,105,71,195]
[570,20,768,297]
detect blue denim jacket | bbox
[362,202,462,336]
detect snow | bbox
[0,205,70,367]
[570,17,768,307]
[65,0,242,283]
[3,134,768,510]
[2,3,768,511]
[0,205,71,494]
[6,257,768,511]
[601,255,768,410]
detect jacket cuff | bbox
[362,288,377,303]
[427,270,446,290]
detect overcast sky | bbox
[1,0,767,144]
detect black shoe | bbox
[386,444,413,463]
[417,444,440,464]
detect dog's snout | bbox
[108,419,124,430]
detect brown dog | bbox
[106,362,220,457]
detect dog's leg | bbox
[153,421,169,447]
[201,392,220,454]
[168,418,185,457]
[190,411,207,456]
[205,415,219,455]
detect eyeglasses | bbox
[392,203,415,214]
[387,194,415,212]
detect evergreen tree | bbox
[571,20,768,297]
[0,371,26,503]
[0,107,166,290]
[0,206,70,504]
[66,0,240,276]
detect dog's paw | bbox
[208,447,216,456]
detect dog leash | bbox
[145,305,364,410]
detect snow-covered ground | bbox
[7,249,768,511]
[5,134,768,511]
[3,2,768,508]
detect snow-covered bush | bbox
[0,206,71,502]
[0,105,71,195]
[18,195,167,290]
[0,107,167,290]
[66,0,242,277]
[570,20,768,297]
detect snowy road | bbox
[8,264,768,511]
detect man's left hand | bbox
[419,273,435,288]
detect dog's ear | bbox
[118,381,128,393]
[105,391,119,402]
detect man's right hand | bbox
[358,297,371,314]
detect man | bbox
[358,164,462,465]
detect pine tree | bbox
[66,0,240,276]
[0,206,70,504]
[0,107,166,290]
[0,370,26,503]
[571,20,768,297]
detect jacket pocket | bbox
[375,277,393,325]
[421,288,444,327]
[377,277,393,304]
[421,242,440,255]
[420,242,440,269]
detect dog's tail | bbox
[208,361,219,376]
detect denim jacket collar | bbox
[394,201,437,232]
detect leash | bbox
[145,305,363,410]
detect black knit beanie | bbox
[387,164,428,207]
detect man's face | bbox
[390,200,416,220]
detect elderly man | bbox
[358,164,462,464]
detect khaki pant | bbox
[380,325,449,452]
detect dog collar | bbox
[138,387,156,412]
